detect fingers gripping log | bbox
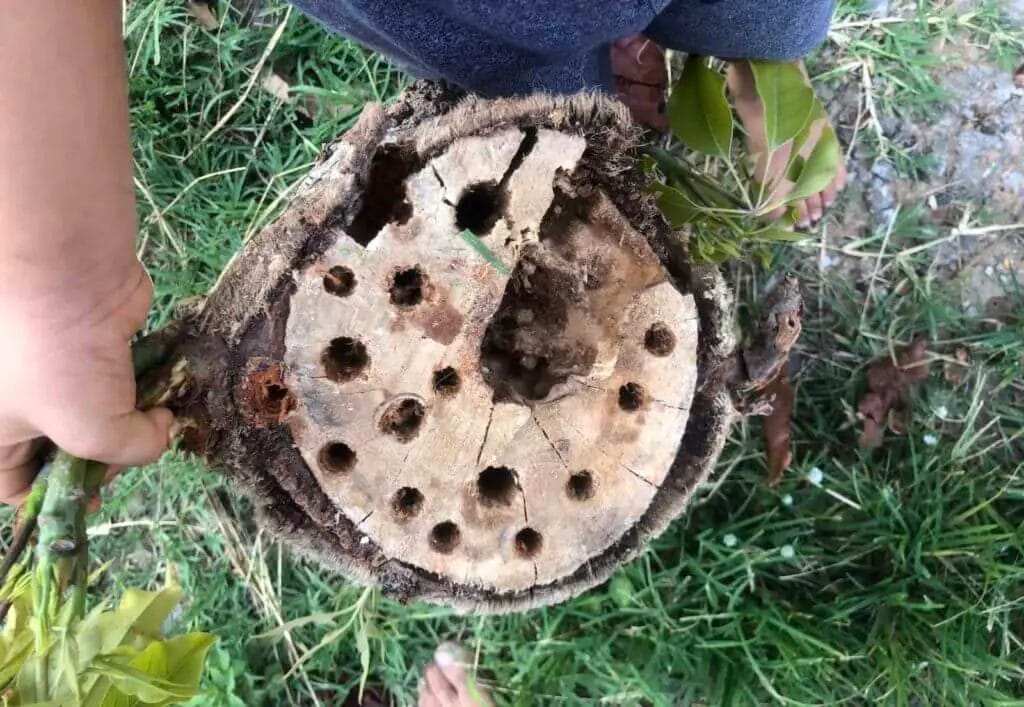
[154,84,748,613]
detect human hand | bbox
[0,264,173,505]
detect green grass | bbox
[3,0,1024,704]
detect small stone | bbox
[923,433,939,447]
[935,405,949,419]
[870,162,897,182]
[807,467,824,486]
[723,533,738,548]
[780,544,796,559]
[781,494,794,507]
[359,535,370,545]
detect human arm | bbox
[0,0,172,503]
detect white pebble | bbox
[780,544,795,559]
[935,405,948,419]
[723,533,738,548]
[359,536,370,545]
[923,433,939,446]
[782,494,794,507]
[807,467,824,486]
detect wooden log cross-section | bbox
[164,84,738,612]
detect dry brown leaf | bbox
[259,70,354,120]
[261,70,291,103]
[762,368,794,485]
[943,345,970,385]
[1014,64,1024,88]
[857,339,932,447]
[186,0,219,30]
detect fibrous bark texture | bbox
[171,83,735,613]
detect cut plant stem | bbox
[33,453,88,641]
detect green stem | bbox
[32,453,87,698]
[33,455,86,620]
[69,462,107,618]
[644,146,746,210]
[0,474,48,590]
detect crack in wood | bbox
[475,403,496,468]
[497,128,538,190]
[430,163,455,207]
[558,414,658,488]
[531,412,569,471]
[651,399,691,412]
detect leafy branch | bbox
[650,57,841,264]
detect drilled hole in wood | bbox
[455,181,505,235]
[322,337,369,382]
[429,521,460,554]
[389,266,427,307]
[566,470,595,501]
[319,442,356,474]
[347,143,418,244]
[618,382,646,411]
[476,466,518,507]
[514,527,543,559]
[644,322,676,357]
[379,398,426,442]
[432,366,461,397]
[391,487,424,520]
[323,265,356,297]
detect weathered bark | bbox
[161,83,740,613]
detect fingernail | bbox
[823,196,835,208]
[797,219,810,229]
[435,642,461,667]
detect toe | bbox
[418,690,442,707]
[805,193,824,224]
[795,201,811,229]
[435,643,493,706]
[424,664,458,706]
[821,182,838,210]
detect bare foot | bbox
[610,38,846,227]
[727,60,847,227]
[417,643,492,707]
[611,34,668,131]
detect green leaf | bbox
[157,633,215,695]
[785,155,806,183]
[668,56,734,157]
[787,123,840,204]
[748,61,815,151]
[75,585,183,672]
[649,183,701,227]
[129,640,169,680]
[251,609,346,642]
[753,245,773,268]
[751,226,809,243]
[355,622,370,701]
[91,655,199,706]
[92,662,193,705]
[785,101,826,175]
[457,229,509,275]
[608,573,635,609]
